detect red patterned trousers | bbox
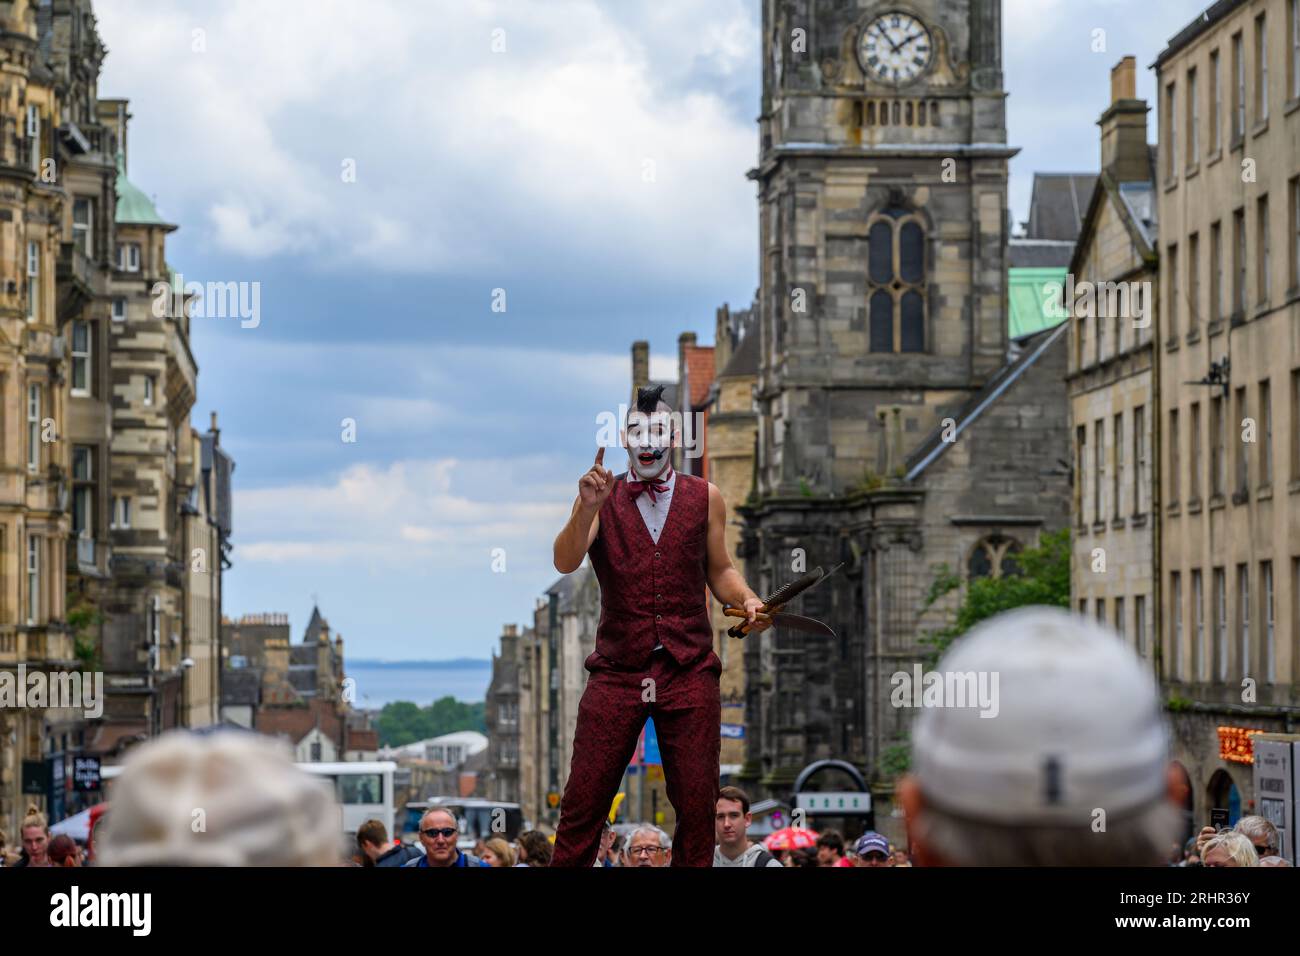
[549,647,721,867]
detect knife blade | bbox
[726,562,845,638]
[721,607,836,637]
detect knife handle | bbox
[725,604,780,639]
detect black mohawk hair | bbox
[636,383,669,415]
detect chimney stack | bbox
[1099,56,1150,183]
[631,341,650,402]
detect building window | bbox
[70,321,91,396]
[1135,594,1147,657]
[1133,404,1146,516]
[310,741,322,762]
[1234,386,1249,495]
[1171,571,1183,680]
[112,297,126,323]
[1189,402,1202,503]
[1259,379,1273,487]
[26,384,40,473]
[1237,563,1250,677]
[866,207,926,353]
[1074,425,1086,523]
[117,243,140,272]
[1232,31,1245,140]
[1187,232,1200,333]
[966,534,1021,580]
[1291,0,1300,100]
[72,446,93,540]
[112,496,132,530]
[143,375,154,407]
[1210,221,1222,322]
[1257,195,1270,304]
[1211,48,1222,152]
[1113,412,1124,518]
[26,241,39,322]
[72,198,93,258]
[1094,418,1104,522]
[1292,371,1300,483]
[1232,207,1246,316]
[27,104,40,172]
[1186,67,1199,165]
[1114,596,1125,638]
[1165,81,1177,178]
[1210,395,1225,498]
[1167,243,1178,339]
[1214,567,1228,681]
[1096,598,1106,624]
[1256,13,1269,124]
[26,534,38,626]
[1192,570,1205,681]
[1168,408,1180,505]
[1261,560,1275,683]
[1290,177,1300,291]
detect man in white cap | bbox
[897,607,1184,866]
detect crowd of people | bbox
[344,786,913,868]
[2,609,1295,870]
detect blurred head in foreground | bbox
[97,730,342,866]
[898,607,1182,866]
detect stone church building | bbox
[737,0,1073,823]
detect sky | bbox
[92,0,1208,660]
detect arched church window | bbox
[967,534,1023,580]
[866,206,927,353]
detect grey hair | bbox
[1233,815,1279,855]
[626,825,671,850]
[913,798,1183,867]
[1203,831,1260,867]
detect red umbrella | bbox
[764,826,819,852]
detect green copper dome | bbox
[115,151,172,226]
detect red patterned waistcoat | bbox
[587,471,713,669]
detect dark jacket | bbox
[402,849,487,867]
[375,842,424,867]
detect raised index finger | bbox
[594,446,605,467]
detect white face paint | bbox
[625,408,674,480]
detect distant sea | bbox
[345,659,493,710]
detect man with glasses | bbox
[622,825,671,867]
[1194,814,1281,862]
[402,808,488,867]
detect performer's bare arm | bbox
[705,482,770,631]
[553,447,614,574]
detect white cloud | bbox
[235,457,569,568]
[95,0,758,282]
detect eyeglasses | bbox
[628,845,663,856]
[421,827,457,839]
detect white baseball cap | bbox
[910,607,1168,825]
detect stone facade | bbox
[1067,57,1158,668]
[739,0,1072,837]
[1153,0,1300,823]
[706,304,759,774]
[0,0,80,839]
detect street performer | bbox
[549,384,771,867]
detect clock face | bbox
[859,11,932,86]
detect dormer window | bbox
[118,242,141,272]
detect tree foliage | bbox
[375,696,486,747]
[921,527,1071,661]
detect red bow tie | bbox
[626,470,672,503]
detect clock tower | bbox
[752,0,1015,499]
[738,2,1068,817]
